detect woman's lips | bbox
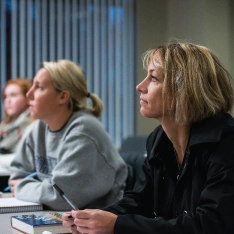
[140,98,147,105]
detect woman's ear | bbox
[58,90,70,105]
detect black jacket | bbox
[106,113,234,234]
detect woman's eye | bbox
[10,93,17,97]
[151,76,157,81]
[36,85,43,90]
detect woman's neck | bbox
[46,109,73,131]
[161,120,191,166]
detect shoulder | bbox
[64,111,118,153]
[190,113,234,146]
[67,110,105,133]
[62,110,113,143]
[190,114,234,172]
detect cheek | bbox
[15,97,27,106]
[11,99,27,114]
[36,96,56,110]
[14,103,27,114]
[149,91,163,111]
[149,89,162,103]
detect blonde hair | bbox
[43,59,103,117]
[142,42,234,124]
[3,78,32,123]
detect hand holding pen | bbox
[53,183,79,211]
[53,184,80,234]
[3,172,38,192]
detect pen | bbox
[3,172,38,192]
[53,183,79,210]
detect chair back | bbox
[119,136,147,191]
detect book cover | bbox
[0,197,43,213]
[11,212,71,234]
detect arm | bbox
[10,131,120,210]
[120,144,234,234]
[112,169,234,234]
[62,165,234,234]
[67,136,234,234]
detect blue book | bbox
[11,212,71,234]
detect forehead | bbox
[146,51,164,71]
[151,52,163,68]
[147,57,164,75]
[34,68,52,84]
[4,83,21,93]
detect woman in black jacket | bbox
[62,42,234,234]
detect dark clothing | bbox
[105,113,234,234]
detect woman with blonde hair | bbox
[63,42,234,234]
[8,60,127,211]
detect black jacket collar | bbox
[149,113,234,163]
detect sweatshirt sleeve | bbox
[10,130,122,211]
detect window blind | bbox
[0,0,136,147]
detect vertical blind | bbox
[0,0,136,148]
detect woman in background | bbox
[0,78,32,154]
[9,60,127,211]
[62,42,234,234]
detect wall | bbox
[136,0,234,136]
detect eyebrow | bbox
[34,80,43,84]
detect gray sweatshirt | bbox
[10,110,127,211]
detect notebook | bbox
[11,212,71,234]
[0,197,43,213]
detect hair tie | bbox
[87,92,90,98]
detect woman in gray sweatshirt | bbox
[8,60,128,211]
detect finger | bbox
[70,224,79,233]
[62,212,72,220]
[72,210,89,219]
[74,217,89,227]
[62,219,75,228]
[76,225,90,234]
[72,209,97,219]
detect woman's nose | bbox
[136,79,147,93]
[26,88,33,99]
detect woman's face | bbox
[136,58,166,121]
[4,84,28,119]
[26,68,62,121]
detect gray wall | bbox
[136,0,234,136]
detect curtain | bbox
[0,0,136,147]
